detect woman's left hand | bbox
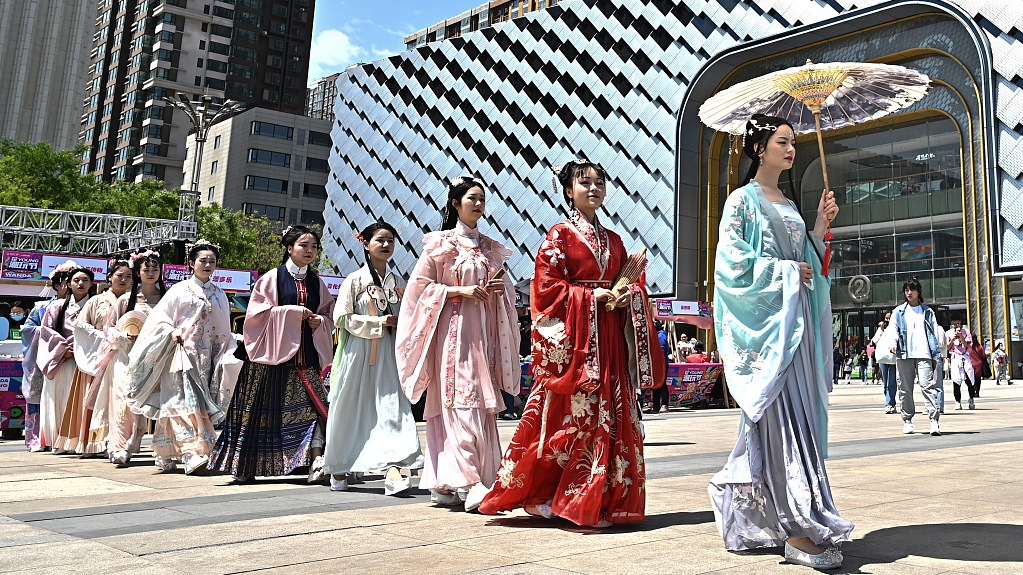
[306,315,322,330]
[814,190,839,239]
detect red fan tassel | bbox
[821,228,833,277]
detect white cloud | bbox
[308,28,367,80]
[371,46,399,59]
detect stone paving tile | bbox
[0,476,152,504]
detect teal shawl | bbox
[714,182,834,439]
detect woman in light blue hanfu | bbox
[708,114,853,570]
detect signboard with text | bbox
[163,265,258,293]
[320,275,346,296]
[1,251,110,282]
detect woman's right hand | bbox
[592,288,614,303]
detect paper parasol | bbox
[698,60,931,274]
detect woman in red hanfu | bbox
[478,160,665,527]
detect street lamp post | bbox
[165,93,244,262]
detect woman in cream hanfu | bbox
[396,176,520,509]
[105,250,165,466]
[128,241,242,475]
[479,160,665,527]
[323,220,424,494]
[708,115,852,569]
[72,259,132,456]
[38,266,96,454]
[213,226,335,483]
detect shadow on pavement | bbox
[835,523,1023,573]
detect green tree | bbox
[83,179,181,219]
[195,204,281,272]
[0,140,97,208]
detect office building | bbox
[0,0,96,150]
[306,73,340,122]
[321,0,1023,371]
[80,0,316,187]
[184,107,332,227]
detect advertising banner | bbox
[654,299,713,328]
[0,360,25,430]
[320,275,346,296]
[1,251,109,281]
[1011,296,1023,342]
[163,265,258,292]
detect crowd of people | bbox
[833,292,1011,435]
[19,117,973,569]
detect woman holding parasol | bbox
[478,160,665,527]
[707,115,852,568]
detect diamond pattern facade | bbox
[323,0,1023,294]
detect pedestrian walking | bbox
[705,115,851,568]
[890,277,943,435]
[321,221,424,494]
[395,175,521,510]
[946,314,977,410]
[213,227,336,484]
[992,342,1011,385]
[479,160,664,527]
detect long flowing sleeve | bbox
[483,237,521,396]
[531,227,602,395]
[623,265,666,391]
[243,269,334,367]
[73,294,115,377]
[713,187,805,422]
[395,234,451,403]
[20,302,47,403]
[36,302,73,380]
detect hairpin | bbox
[282,225,293,237]
[353,231,365,243]
[129,249,161,267]
[741,117,779,151]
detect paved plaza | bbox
[1,383,1020,575]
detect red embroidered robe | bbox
[479,211,665,525]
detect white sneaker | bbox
[383,467,411,496]
[109,451,130,467]
[183,454,209,475]
[430,489,461,506]
[968,398,975,410]
[463,482,490,512]
[930,420,941,436]
[902,421,914,434]
[155,457,178,472]
[307,455,326,484]
[329,475,349,492]
[955,402,963,410]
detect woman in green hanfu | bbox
[708,114,853,570]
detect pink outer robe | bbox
[243,267,334,368]
[395,221,521,491]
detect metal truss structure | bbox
[0,205,188,257]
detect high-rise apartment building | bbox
[306,73,340,122]
[0,0,96,150]
[81,0,316,188]
[403,0,558,49]
[184,107,332,227]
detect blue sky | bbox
[308,0,482,81]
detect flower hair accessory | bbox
[282,226,293,237]
[129,249,161,267]
[353,231,365,243]
[741,117,780,152]
[49,260,78,280]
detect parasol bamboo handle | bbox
[811,105,831,204]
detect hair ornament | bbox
[129,249,161,267]
[49,260,78,280]
[282,226,293,237]
[353,231,365,243]
[188,238,221,251]
[741,116,780,151]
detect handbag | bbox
[874,327,898,364]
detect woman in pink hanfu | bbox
[396,176,521,509]
[213,226,335,483]
[104,250,165,466]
